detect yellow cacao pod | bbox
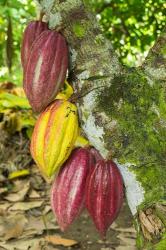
[30,100,79,180]
[74,135,90,147]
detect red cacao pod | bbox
[51,148,94,231]
[89,147,104,163]
[24,30,68,113]
[85,160,124,236]
[21,21,48,70]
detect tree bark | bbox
[37,0,166,248]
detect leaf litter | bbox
[0,129,80,250]
[0,126,136,250]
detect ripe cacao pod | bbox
[85,160,124,236]
[51,147,94,231]
[89,147,103,163]
[24,30,69,113]
[21,21,48,70]
[30,100,79,180]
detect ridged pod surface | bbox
[24,30,68,113]
[85,160,124,236]
[30,100,79,179]
[89,147,103,163]
[21,21,48,70]
[51,148,94,230]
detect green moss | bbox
[136,232,144,249]
[73,22,86,38]
[133,164,165,209]
[82,0,94,11]
[134,218,145,249]
[154,232,166,250]
[135,219,166,250]
[95,34,105,46]
[97,68,166,206]
[161,46,166,56]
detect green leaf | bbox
[0,92,30,109]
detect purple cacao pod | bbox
[85,160,124,236]
[21,21,48,70]
[89,147,104,163]
[24,30,68,113]
[51,148,94,231]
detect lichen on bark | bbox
[96,68,166,204]
[37,0,166,248]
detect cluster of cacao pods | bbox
[21,19,124,237]
[21,20,79,181]
[51,147,124,236]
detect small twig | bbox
[69,85,106,103]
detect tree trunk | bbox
[37,1,166,248]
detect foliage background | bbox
[0,0,165,85]
[0,0,36,85]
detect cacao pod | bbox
[21,21,48,70]
[24,30,68,113]
[89,147,103,163]
[85,160,124,236]
[74,135,90,147]
[51,147,94,230]
[30,100,79,180]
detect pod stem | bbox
[39,11,45,22]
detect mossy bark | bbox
[37,0,166,248]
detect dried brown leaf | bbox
[9,201,43,211]
[1,214,28,240]
[45,235,78,247]
[116,246,137,250]
[28,189,40,199]
[11,180,29,193]
[0,203,11,213]
[117,232,137,246]
[43,205,51,215]
[21,215,59,238]
[5,181,30,202]
[0,238,44,250]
